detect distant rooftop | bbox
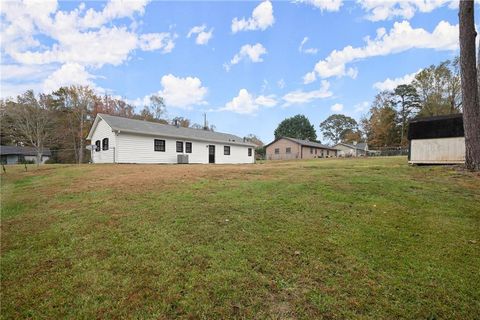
[0,145,51,156]
[265,137,337,150]
[334,142,368,151]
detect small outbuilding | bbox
[0,146,51,164]
[408,114,465,164]
[265,137,337,160]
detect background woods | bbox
[0,86,211,163]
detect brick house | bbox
[265,137,338,160]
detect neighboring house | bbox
[265,137,338,160]
[408,114,465,164]
[334,142,369,157]
[0,146,51,164]
[86,114,256,164]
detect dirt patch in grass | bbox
[1,157,479,319]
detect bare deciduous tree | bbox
[9,91,54,165]
[459,0,480,170]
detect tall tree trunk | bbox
[459,0,480,170]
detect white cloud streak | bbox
[299,37,318,55]
[220,89,277,114]
[282,80,333,106]
[357,0,455,22]
[373,69,422,91]
[294,0,343,12]
[224,43,267,71]
[231,1,274,33]
[187,24,213,45]
[304,20,458,83]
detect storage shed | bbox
[408,114,465,164]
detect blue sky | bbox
[1,0,476,143]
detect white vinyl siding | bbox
[115,132,254,164]
[88,116,255,164]
[91,119,116,163]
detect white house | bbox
[408,114,465,164]
[334,142,369,157]
[86,114,256,164]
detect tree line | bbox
[271,58,462,150]
[0,86,214,164]
[361,58,461,148]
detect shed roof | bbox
[265,137,337,150]
[0,145,52,156]
[408,113,464,140]
[87,114,256,147]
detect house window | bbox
[315,149,317,154]
[327,150,330,156]
[248,148,252,157]
[102,138,109,151]
[95,140,101,151]
[286,147,291,154]
[154,139,165,152]
[186,142,192,153]
[224,146,231,155]
[310,147,313,154]
[176,141,183,153]
[274,148,280,154]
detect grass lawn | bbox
[1,157,479,319]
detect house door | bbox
[208,145,215,163]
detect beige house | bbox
[334,142,369,157]
[265,137,338,160]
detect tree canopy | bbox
[274,114,317,141]
[319,114,359,144]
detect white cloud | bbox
[354,101,370,113]
[221,89,277,114]
[358,0,453,22]
[1,64,56,81]
[330,103,343,112]
[231,1,274,33]
[277,78,286,89]
[282,80,332,106]
[304,20,458,82]
[187,24,213,45]
[158,74,208,109]
[0,82,43,99]
[255,94,277,107]
[303,71,317,84]
[139,32,177,53]
[43,63,97,92]
[299,37,318,55]
[373,69,422,91]
[0,0,177,94]
[225,43,267,71]
[295,0,343,12]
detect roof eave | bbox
[114,128,256,147]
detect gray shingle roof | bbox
[0,145,52,156]
[265,137,337,150]
[335,142,368,151]
[96,114,256,147]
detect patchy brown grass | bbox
[1,157,479,319]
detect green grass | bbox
[1,157,479,319]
